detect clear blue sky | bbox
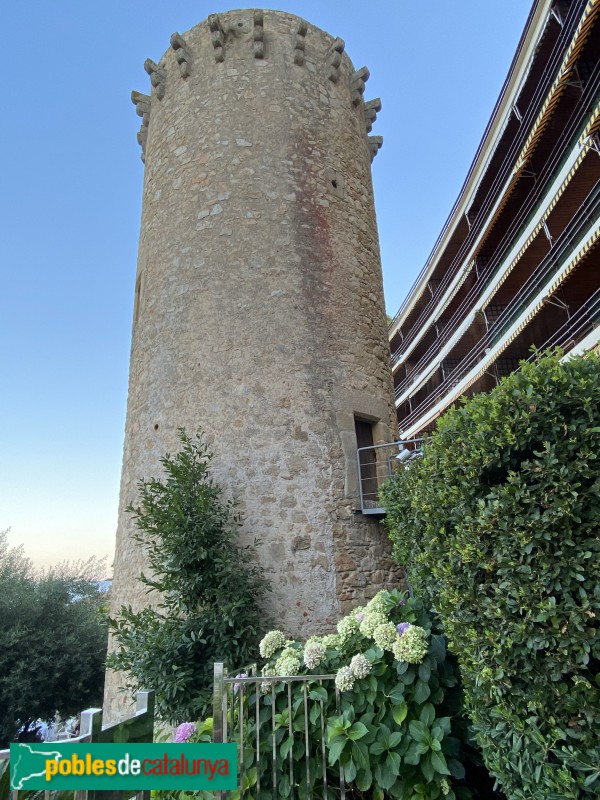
[0,1,531,570]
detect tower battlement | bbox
[130,10,383,164]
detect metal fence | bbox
[0,691,154,800]
[212,663,345,799]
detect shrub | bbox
[107,429,271,723]
[208,590,480,800]
[0,535,108,746]
[382,353,600,798]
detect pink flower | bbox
[174,722,196,743]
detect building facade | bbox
[389,0,600,438]
[105,9,403,723]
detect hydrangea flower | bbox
[397,622,411,636]
[304,640,326,669]
[321,633,343,650]
[392,625,429,664]
[349,653,371,679]
[259,630,287,659]
[259,667,275,694]
[365,591,389,616]
[174,722,196,743]
[337,611,361,638]
[335,666,356,692]
[373,622,399,651]
[359,610,387,638]
[274,647,302,676]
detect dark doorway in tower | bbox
[355,417,378,508]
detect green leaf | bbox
[375,760,396,790]
[419,702,435,727]
[389,683,406,704]
[448,758,466,780]
[344,758,357,783]
[409,720,429,743]
[327,738,346,765]
[278,774,291,797]
[389,731,403,748]
[392,701,408,725]
[414,678,431,704]
[308,686,328,702]
[430,750,451,775]
[352,741,370,771]
[387,750,402,776]
[420,753,435,782]
[280,736,293,759]
[356,768,373,791]
[348,721,369,741]
[404,741,423,765]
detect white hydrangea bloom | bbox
[337,612,361,638]
[259,630,287,659]
[349,653,371,679]
[358,610,387,638]
[303,640,326,669]
[321,633,343,650]
[274,651,302,676]
[365,591,388,616]
[373,622,399,651]
[392,625,429,664]
[259,667,274,695]
[335,666,356,692]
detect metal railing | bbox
[0,691,154,800]
[356,439,423,514]
[212,663,343,799]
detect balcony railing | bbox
[356,439,423,515]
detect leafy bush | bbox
[206,590,480,800]
[382,353,600,798]
[108,429,271,723]
[0,533,107,746]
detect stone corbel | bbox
[364,98,381,133]
[144,58,166,100]
[368,135,383,162]
[326,37,345,82]
[208,14,225,62]
[253,11,265,59]
[350,67,370,107]
[291,20,308,66]
[131,91,151,162]
[170,32,191,78]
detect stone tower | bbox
[106,8,401,722]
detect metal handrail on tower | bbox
[356,439,424,515]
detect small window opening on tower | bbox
[326,167,345,198]
[354,416,378,508]
[134,273,143,323]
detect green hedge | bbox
[382,353,600,798]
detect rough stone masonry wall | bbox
[105,8,404,723]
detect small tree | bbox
[107,429,270,723]
[0,534,108,745]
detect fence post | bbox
[213,663,225,800]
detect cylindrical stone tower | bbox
[106,8,401,722]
